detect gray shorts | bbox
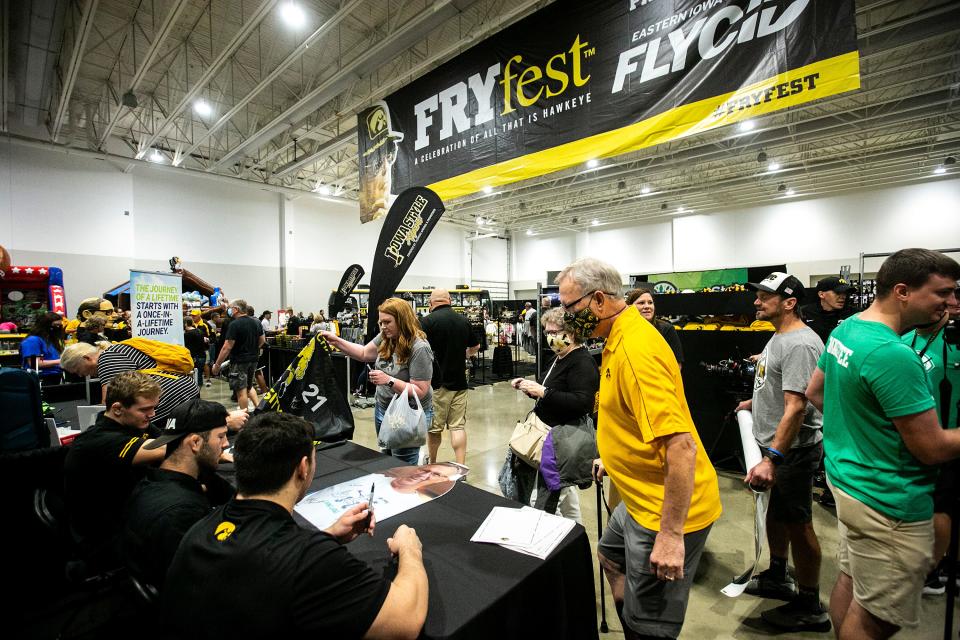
[598,502,711,639]
[226,361,256,392]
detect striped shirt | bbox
[97,343,199,424]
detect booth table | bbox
[220,442,599,640]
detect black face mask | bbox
[564,306,601,341]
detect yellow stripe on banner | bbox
[119,436,140,459]
[428,51,861,201]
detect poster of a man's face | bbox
[385,463,465,498]
[358,101,404,223]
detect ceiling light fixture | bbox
[586,159,599,168]
[526,229,533,236]
[767,161,781,172]
[193,100,212,117]
[482,186,493,194]
[757,150,768,163]
[316,185,331,195]
[641,186,651,194]
[149,149,164,163]
[933,165,947,175]
[738,120,755,132]
[280,1,306,28]
[122,90,138,108]
[476,216,485,225]
[785,188,796,196]
[592,219,599,226]
[677,206,686,213]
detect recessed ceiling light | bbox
[767,161,781,172]
[316,185,331,195]
[193,100,212,117]
[280,2,306,28]
[149,149,164,163]
[785,188,796,196]
[586,159,599,168]
[738,120,755,132]
[641,186,651,194]
[592,219,599,226]
[933,165,947,175]
[482,186,493,194]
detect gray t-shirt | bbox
[751,326,824,448]
[372,334,433,412]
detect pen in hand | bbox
[364,482,375,534]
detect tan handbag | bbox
[509,410,552,468]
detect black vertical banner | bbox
[328,263,365,318]
[366,187,445,341]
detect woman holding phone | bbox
[321,297,434,465]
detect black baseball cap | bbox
[144,398,229,449]
[747,272,805,301]
[816,276,852,293]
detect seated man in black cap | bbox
[161,412,428,639]
[800,276,853,344]
[122,398,234,589]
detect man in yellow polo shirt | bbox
[557,258,721,640]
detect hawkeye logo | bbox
[413,35,593,151]
[367,107,388,140]
[214,521,236,542]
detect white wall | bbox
[511,177,960,290]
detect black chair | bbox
[0,367,51,452]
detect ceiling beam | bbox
[97,0,190,149]
[50,0,99,142]
[1,0,8,133]
[272,126,357,177]
[134,0,280,158]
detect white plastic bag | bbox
[379,385,426,449]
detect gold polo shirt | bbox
[597,306,722,533]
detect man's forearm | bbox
[214,343,232,367]
[393,549,428,635]
[659,434,697,536]
[769,405,805,455]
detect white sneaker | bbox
[204,381,212,387]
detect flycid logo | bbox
[413,35,593,151]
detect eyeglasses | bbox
[561,290,617,311]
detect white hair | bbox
[555,258,624,299]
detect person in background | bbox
[160,412,428,639]
[800,276,853,344]
[21,311,64,381]
[310,311,334,335]
[213,299,265,413]
[76,315,109,347]
[736,272,829,632]
[122,398,233,589]
[806,248,960,639]
[901,291,960,595]
[322,298,434,465]
[190,309,213,386]
[286,307,300,336]
[207,311,221,380]
[625,287,684,368]
[259,310,273,332]
[510,307,598,522]
[558,257,721,640]
[183,317,207,385]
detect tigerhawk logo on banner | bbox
[356,0,860,221]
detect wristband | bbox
[764,447,785,466]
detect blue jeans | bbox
[374,403,431,466]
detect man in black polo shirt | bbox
[63,371,167,569]
[213,298,265,412]
[800,276,853,343]
[122,398,233,588]
[421,289,480,465]
[161,412,428,639]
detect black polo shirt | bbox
[161,499,390,638]
[63,413,159,558]
[225,315,263,364]
[122,468,224,587]
[800,302,852,344]
[421,305,478,391]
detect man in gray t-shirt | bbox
[736,272,830,633]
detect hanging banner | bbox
[357,0,860,221]
[329,263,366,318]
[366,187,445,340]
[130,270,184,345]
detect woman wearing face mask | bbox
[321,297,434,465]
[21,311,65,381]
[510,307,600,520]
[625,287,684,368]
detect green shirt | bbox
[902,328,960,429]
[818,314,937,521]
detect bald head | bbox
[429,288,451,310]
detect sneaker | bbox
[745,569,798,601]
[818,487,836,508]
[761,600,831,632]
[923,569,945,596]
[204,381,212,388]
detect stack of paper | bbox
[471,506,576,559]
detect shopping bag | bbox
[540,415,597,491]
[379,385,426,449]
[508,410,551,468]
[497,450,521,501]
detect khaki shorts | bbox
[429,388,467,433]
[831,481,934,628]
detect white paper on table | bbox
[721,410,771,597]
[471,506,543,547]
[499,508,576,559]
[296,473,429,531]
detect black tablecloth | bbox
[222,442,599,640]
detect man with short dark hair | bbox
[736,272,829,632]
[213,298,264,412]
[807,248,960,639]
[122,398,233,588]
[64,371,167,568]
[161,412,428,639]
[421,288,480,465]
[801,276,853,343]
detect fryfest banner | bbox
[357,0,860,221]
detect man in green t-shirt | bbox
[806,248,960,639]
[902,297,960,595]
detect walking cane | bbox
[596,476,609,633]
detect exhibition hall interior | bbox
[1,0,959,638]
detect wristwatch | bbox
[763,448,784,466]
[387,378,395,388]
